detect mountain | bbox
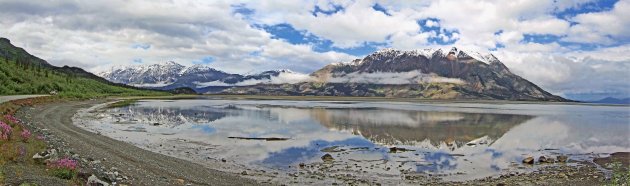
[98,62,300,92]
[221,47,568,101]
[0,37,166,97]
[591,97,630,104]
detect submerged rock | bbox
[522,156,534,164]
[389,147,413,153]
[321,154,334,162]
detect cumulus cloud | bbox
[1,0,628,99]
[493,48,630,98]
[0,0,355,74]
[563,0,630,44]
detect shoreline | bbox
[4,97,625,185]
[13,100,259,185]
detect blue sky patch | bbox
[372,3,390,16]
[132,58,143,64]
[554,0,618,20]
[131,43,151,50]
[311,4,344,16]
[192,56,215,64]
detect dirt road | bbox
[0,95,48,103]
[17,100,260,186]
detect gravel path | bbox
[17,100,260,186]
[0,95,48,103]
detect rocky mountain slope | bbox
[221,47,568,101]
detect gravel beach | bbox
[15,100,260,186]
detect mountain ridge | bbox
[97,47,568,101]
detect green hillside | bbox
[0,38,168,98]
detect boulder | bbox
[87,175,110,186]
[522,156,534,164]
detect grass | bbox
[607,162,630,186]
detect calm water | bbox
[76,99,630,182]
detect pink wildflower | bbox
[36,135,45,140]
[0,121,12,140]
[49,157,78,170]
[4,115,20,124]
[21,129,31,142]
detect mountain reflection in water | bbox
[108,103,531,149]
[89,99,629,181]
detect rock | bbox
[522,156,534,164]
[299,163,305,168]
[389,147,413,153]
[175,179,185,185]
[152,123,161,126]
[32,153,46,163]
[558,173,568,179]
[321,154,334,162]
[87,175,110,186]
[557,155,568,163]
[538,156,548,163]
[241,171,248,175]
[221,158,227,162]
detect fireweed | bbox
[48,157,78,179]
[0,121,12,140]
[4,114,20,124]
[21,129,31,142]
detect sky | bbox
[0,0,629,100]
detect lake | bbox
[74,99,630,184]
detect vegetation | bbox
[607,162,630,186]
[0,58,168,98]
[0,37,169,98]
[0,101,47,183]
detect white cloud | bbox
[493,46,630,97]
[563,0,630,44]
[424,20,439,27]
[327,71,465,85]
[0,0,354,74]
[195,71,313,87]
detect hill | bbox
[591,97,630,105]
[0,37,167,98]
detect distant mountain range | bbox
[591,97,630,104]
[97,47,568,101]
[97,62,301,92]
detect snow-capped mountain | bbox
[223,47,567,101]
[98,61,186,87]
[97,62,305,92]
